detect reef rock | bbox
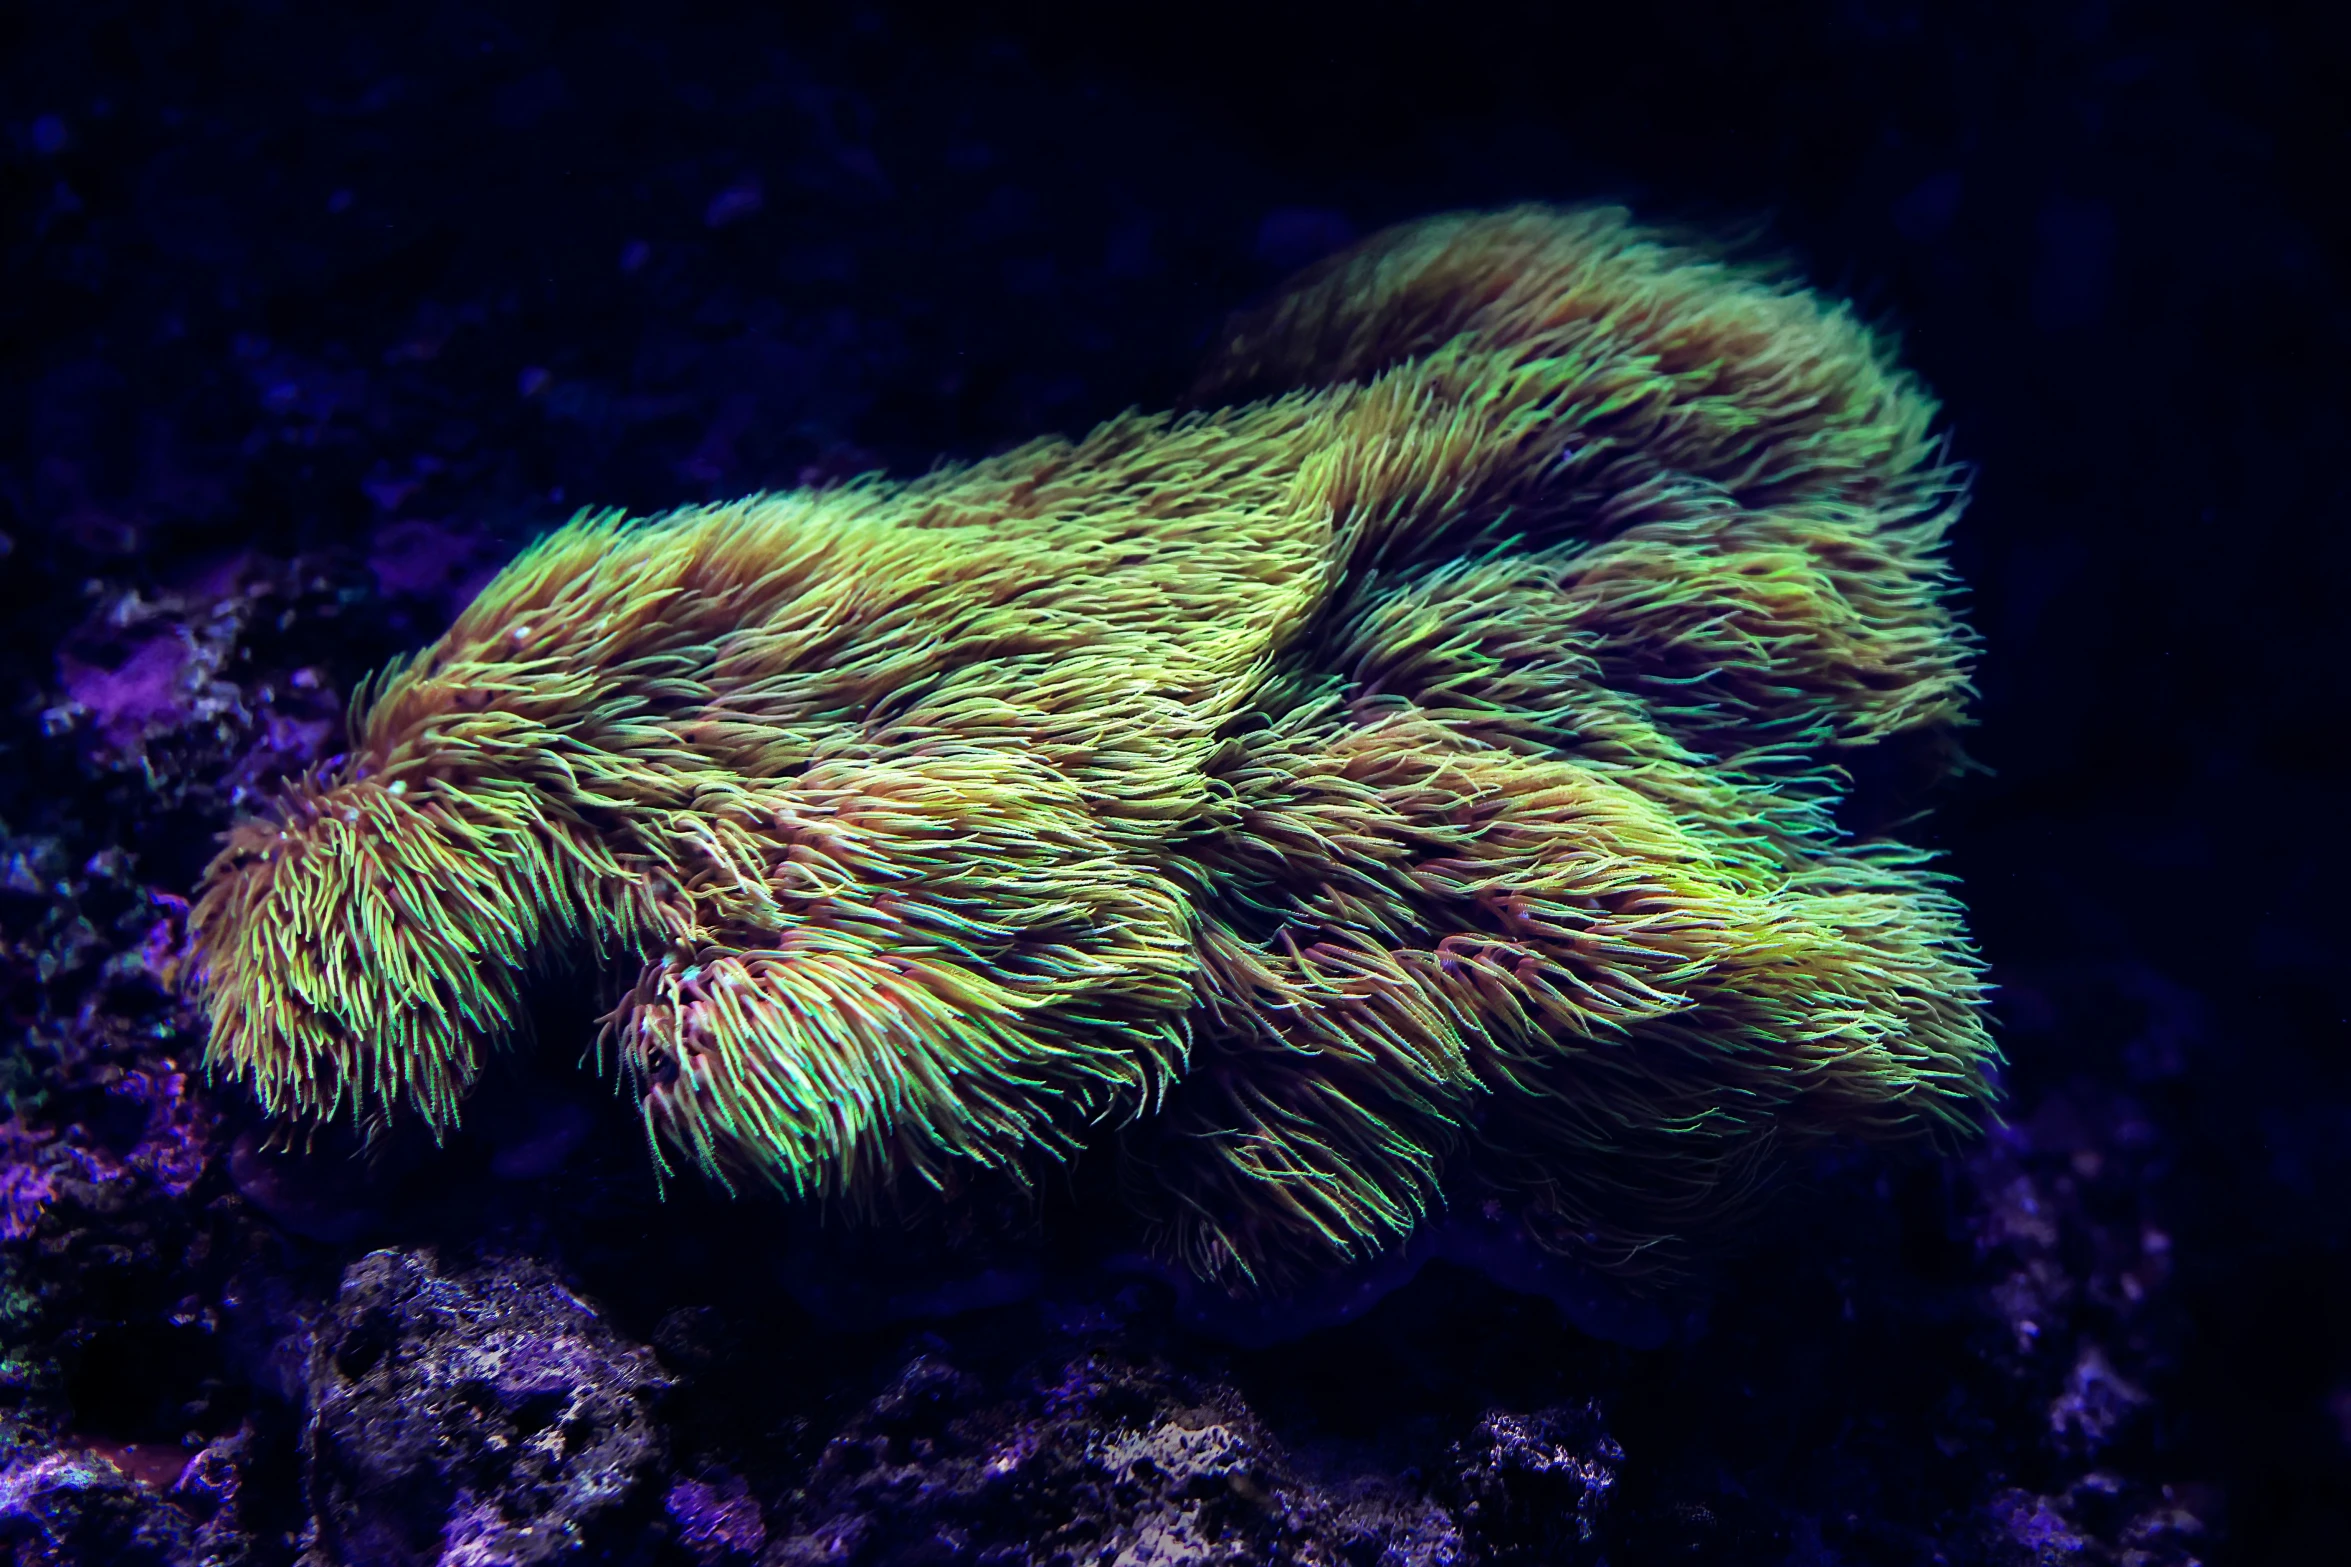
[299,1249,669,1567]
[765,1349,1466,1566]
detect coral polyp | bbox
[190,205,1995,1285]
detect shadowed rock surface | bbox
[300,1251,669,1567]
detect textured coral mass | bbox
[191,207,1996,1285]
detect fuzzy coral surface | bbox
[190,206,1995,1285]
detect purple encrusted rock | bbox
[664,1471,765,1564]
[300,1249,671,1567]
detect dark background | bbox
[3,1,2345,1558]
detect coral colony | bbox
[190,206,1996,1288]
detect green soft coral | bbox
[190,205,1995,1285]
